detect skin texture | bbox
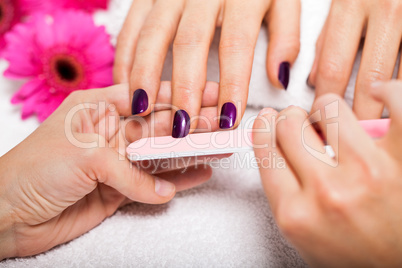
[114,0,301,132]
[307,0,402,120]
[253,81,402,267]
[0,82,226,260]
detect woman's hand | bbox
[0,82,223,260]
[253,81,402,267]
[114,0,301,137]
[307,0,402,119]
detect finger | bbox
[67,81,218,122]
[171,0,221,138]
[155,81,219,112]
[130,0,185,116]
[218,0,269,130]
[118,164,214,208]
[311,93,377,164]
[313,1,365,97]
[265,0,300,90]
[82,137,176,204]
[307,15,329,88]
[158,164,212,191]
[122,107,219,145]
[353,12,402,119]
[113,0,154,84]
[136,154,231,175]
[275,106,334,185]
[370,81,402,154]
[253,108,300,210]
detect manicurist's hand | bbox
[0,82,223,260]
[307,0,402,119]
[253,81,402,267]
[114,0,301,137]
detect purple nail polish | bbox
[172,109,190,138]
[132,89,148,115]
[278,62,290,90]
[219,102,237,129]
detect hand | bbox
[0,82,223,259]
[307,0,402,119]
[114,0,301,137]
[253,81,402,267]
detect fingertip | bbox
[131,88,150,116]
[278,62,290,90]
[154,178,176,199]
[266,57,294,90]
[265,33,300,90]
[306,73,315,89]
[369,81,385,99]
[258,107,278,117]
[172,109,191,138]
[219,102,237,129]
[253,108,278,146]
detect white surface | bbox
[0,0,368,266]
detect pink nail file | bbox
[127,119,390,161]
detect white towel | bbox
[1,0,374,266]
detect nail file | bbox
[127,119,391,161]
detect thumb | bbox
[87,145,176,204]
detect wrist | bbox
[0,204,16,260]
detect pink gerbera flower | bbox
[3,10,114,121]
[0,0,27,50]
[23,0,109,13]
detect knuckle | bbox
[132,170,149,189]
[273,34,300,55]
[354,158,384,184]
[317,59,348,84]
[66,90,85,103]
[173,28,209,49]
[313,93,343,111]
[139,22,165,40]
[81,136,105,160]
[381,0,402,14]
[116,32,128,46]
[334,0,354,7]
[174,81,199,94]
[275,201,311,238]
[317,183,349,215]
[219,34,254,54]
[363,68,387,83]
[220,80,245,96]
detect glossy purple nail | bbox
[132,89,148,115]
[278,62,290,90]
[172,109,190,138]
[219,102,237,129]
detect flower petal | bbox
[11,79,45,104]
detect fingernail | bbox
[155,178,175,197]
[258,108,277,116]
[172,109,190,138]
[371,81,384,88]
[132,89,148,115]
[278,62,290,90]
[219,102,237,129]
[306,74,315,89]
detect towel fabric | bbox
[0,0,376,266]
